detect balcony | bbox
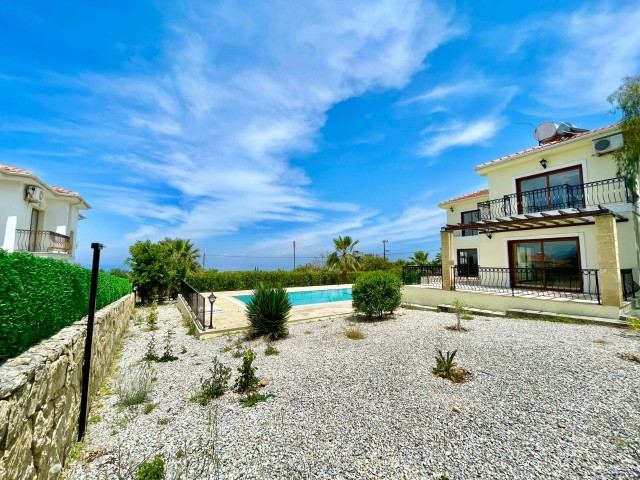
[477,177,636,221]
[15,229,71,254]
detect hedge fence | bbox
[0,250,132,362]
[187,268,403,292]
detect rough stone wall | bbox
[0,294,134,480]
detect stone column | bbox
[441,230,454,291]
[595,215,623,307]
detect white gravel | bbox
[65,304,640,479]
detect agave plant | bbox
[433,349,458,379]
[246,283,292,340]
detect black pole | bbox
[78,242,104,441]
[293,241,296,270]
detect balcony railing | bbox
[477,177,636,221]
[15,229,71,254]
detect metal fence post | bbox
[78,242,104,441]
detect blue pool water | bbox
[234,288,352,306]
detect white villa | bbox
[0,164,90,262]
[403,122,640,319]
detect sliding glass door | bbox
[517,166,584,214]
[509,238,581,291]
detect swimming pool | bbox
[234,287,352,307]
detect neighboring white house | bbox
[1,164,90,262]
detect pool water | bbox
[234,288,352,306]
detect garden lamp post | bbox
[208,292,217,329]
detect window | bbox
[508,237,581,291]
[516,166,584,214]
[457,249,478,277]
[461,209,480,236]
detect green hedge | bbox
[187,268,402,292]
[0,250,132,362]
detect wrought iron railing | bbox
[402,265,443,287]
[451,266,600,303]
[621,269,639,301]
[476,177,636,220]
[14,229,71,253]
[180,280,208,330]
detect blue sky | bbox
[1,0,639,270]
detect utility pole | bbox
[293,241,296,270]
[382,240,389,260]
[202,253,206,270]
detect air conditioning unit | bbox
[593,133,623,156]
[25,185,44,203]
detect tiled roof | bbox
[49,185,81,197]
[0,163,88,206]
[475,122,620,172]
[0,164,33,176]
[439,188,489,206]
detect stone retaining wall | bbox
[0,294,134,480]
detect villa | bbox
[403,122,640,320]
[0,163,90,262]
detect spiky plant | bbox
[246,284,291,340]
[433,349,459,380]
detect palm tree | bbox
[409,251,430,266]
[326,235,363,283]
[162,238,202,297]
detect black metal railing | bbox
[14,229,71,253]
[402,265,443,287]
[180,280,209,330]
[621,269,639,301]
[452,266,601,303]
[476,177,636,220]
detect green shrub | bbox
[116,363,153,407]
[135,455,165,480]
[264,344,279,356]
[352,271,402,319]
[191,357,231,406]
[0,250,131,362]
[433,349,469,383]
[234,349,259,393]
[239,392,274,407]
[246,284,292,340]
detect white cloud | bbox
[398,80,480,104]
[418,117,503,157]
[46,0,459,245]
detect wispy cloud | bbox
[26,0,459,247]
[418,117,503,158]
[398,80,481,104]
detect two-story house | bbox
[1,164,90,262]
[403,122,639,320]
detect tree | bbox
[161,238,202,297]
[126,240,171,303]
[608,75,640,190]
[409,251,430,265]
[326,235,363,283]
[358,253,394,271]
[125,238,201,303]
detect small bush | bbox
[234,349,259,394]
[143,403,156,414]
[264,344,279,356]
[135,455,165,480]
[352,271,402,319]
[240,392,275,407]
[142,335,159,362]
[246,284,292,340]
[345,328,364,340]
[433,349,469,383]
[145,303,159,331]
[191,357,231,406]
[451,298,470,329]
[116,363,153,407]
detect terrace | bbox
[13,229,72,255]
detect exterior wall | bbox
[445,197,488,226]
[0,294,134,480]
[483,140,620,201]
[402,285,622,319]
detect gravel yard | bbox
[65,304,640,479]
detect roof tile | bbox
[439,188,489,206]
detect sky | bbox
[1,0,639,270]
